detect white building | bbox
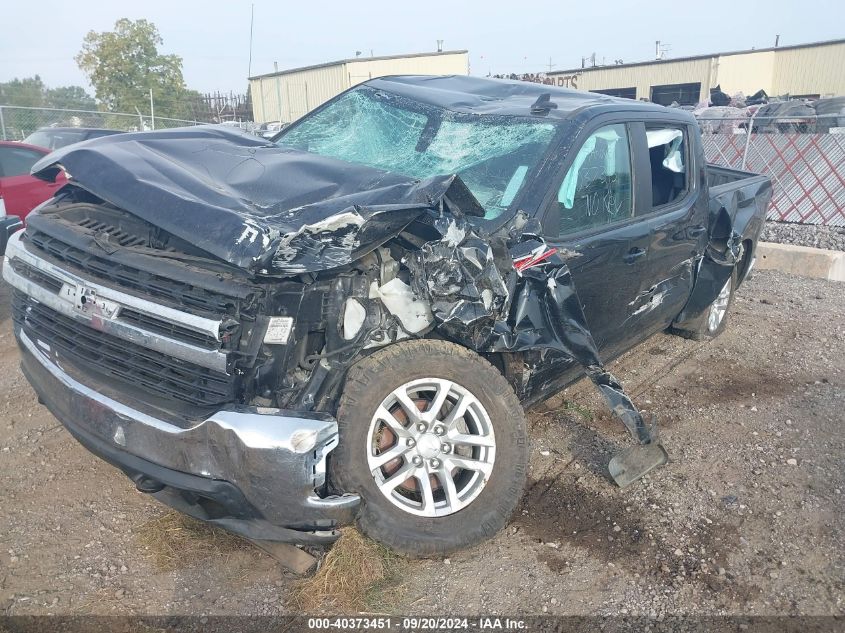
[249,50,470,124]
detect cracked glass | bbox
[276,87,557,220]
[556,123,633,236]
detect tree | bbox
[0,77,97,139]
[0,76,47,107]
[75,18,191,117]
[45,86,96,111]
[0,77,94,110]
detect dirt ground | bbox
[0,267,842,617]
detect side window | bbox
[556,123,633,236]
[645,126,688,209]
[0,147,43,178]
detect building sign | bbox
[493,72,581,89]
[553,74,580,89]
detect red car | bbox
[0,141,66,254]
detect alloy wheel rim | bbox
[708,277,732,332]
[366,378,496,517]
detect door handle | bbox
[623,247,647,264]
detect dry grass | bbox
[135,510,249,571]
[291,528,406,613]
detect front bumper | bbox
[0,216,23,256]
[16,328,359,544]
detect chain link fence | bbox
[700,113,845,227]
[0,105,204,142]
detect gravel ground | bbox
[0,268,842,617]
[761,221,845,251]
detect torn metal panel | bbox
[407,220,660,452]
[407,213,511,343]
[675,174,772,328]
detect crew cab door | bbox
[631,122,708,333]
[524,121,655,397]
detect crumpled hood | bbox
[31,126,483,274]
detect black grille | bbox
[11,258,222,350]
[27,230,241,315]
[13,292,236,408]
[10,259,64,293]
[75,217,148,247]
[119,308,221,349]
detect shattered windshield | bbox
[276,87,558,221]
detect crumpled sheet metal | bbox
[407,213,511,340]
[409,218,656,445]
[675,174,772,328]
[34,127,660,448]
[31,126,483,275]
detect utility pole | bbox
[149,89,155,130]
[274,61,283,122]
[248,3,255,77]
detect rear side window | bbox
[24,129,87,149]
[645,126,688,208]
[85,130,119,140]
[0,146,43,178]
[555,123,633,236]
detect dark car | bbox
[22,127,123,150]
[4,76,771,556]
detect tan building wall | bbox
[346,54,469,87]
[771,41,845,97]
[571,58,713,102]
[714,50,776,95]
[549,39,845,104]
[250,51,469,124]
[252,64,347,123]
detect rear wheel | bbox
[672,267,738,341]
[331,340,528,557]
[706,274,733,334]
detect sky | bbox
[1,0,843,96]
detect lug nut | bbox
[429,458,441,469]
[406,438,416,447]
[433,425,445,436]
[441,443,451,453]
[412,456,423,467]
[416,423,427,432]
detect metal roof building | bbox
[546,38,845,105]
[248,50,470,124]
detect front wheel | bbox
[331,340,529,557]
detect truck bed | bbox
[706,163,769,194]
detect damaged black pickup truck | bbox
[4,75,771,556]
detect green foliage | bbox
[45,86,97,110]
[75,18,193,118]
[0,77,99,139]
[0,77,96,111]
[0,76,47,107]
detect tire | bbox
[672,267,738,341]
[331,339,529,557]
